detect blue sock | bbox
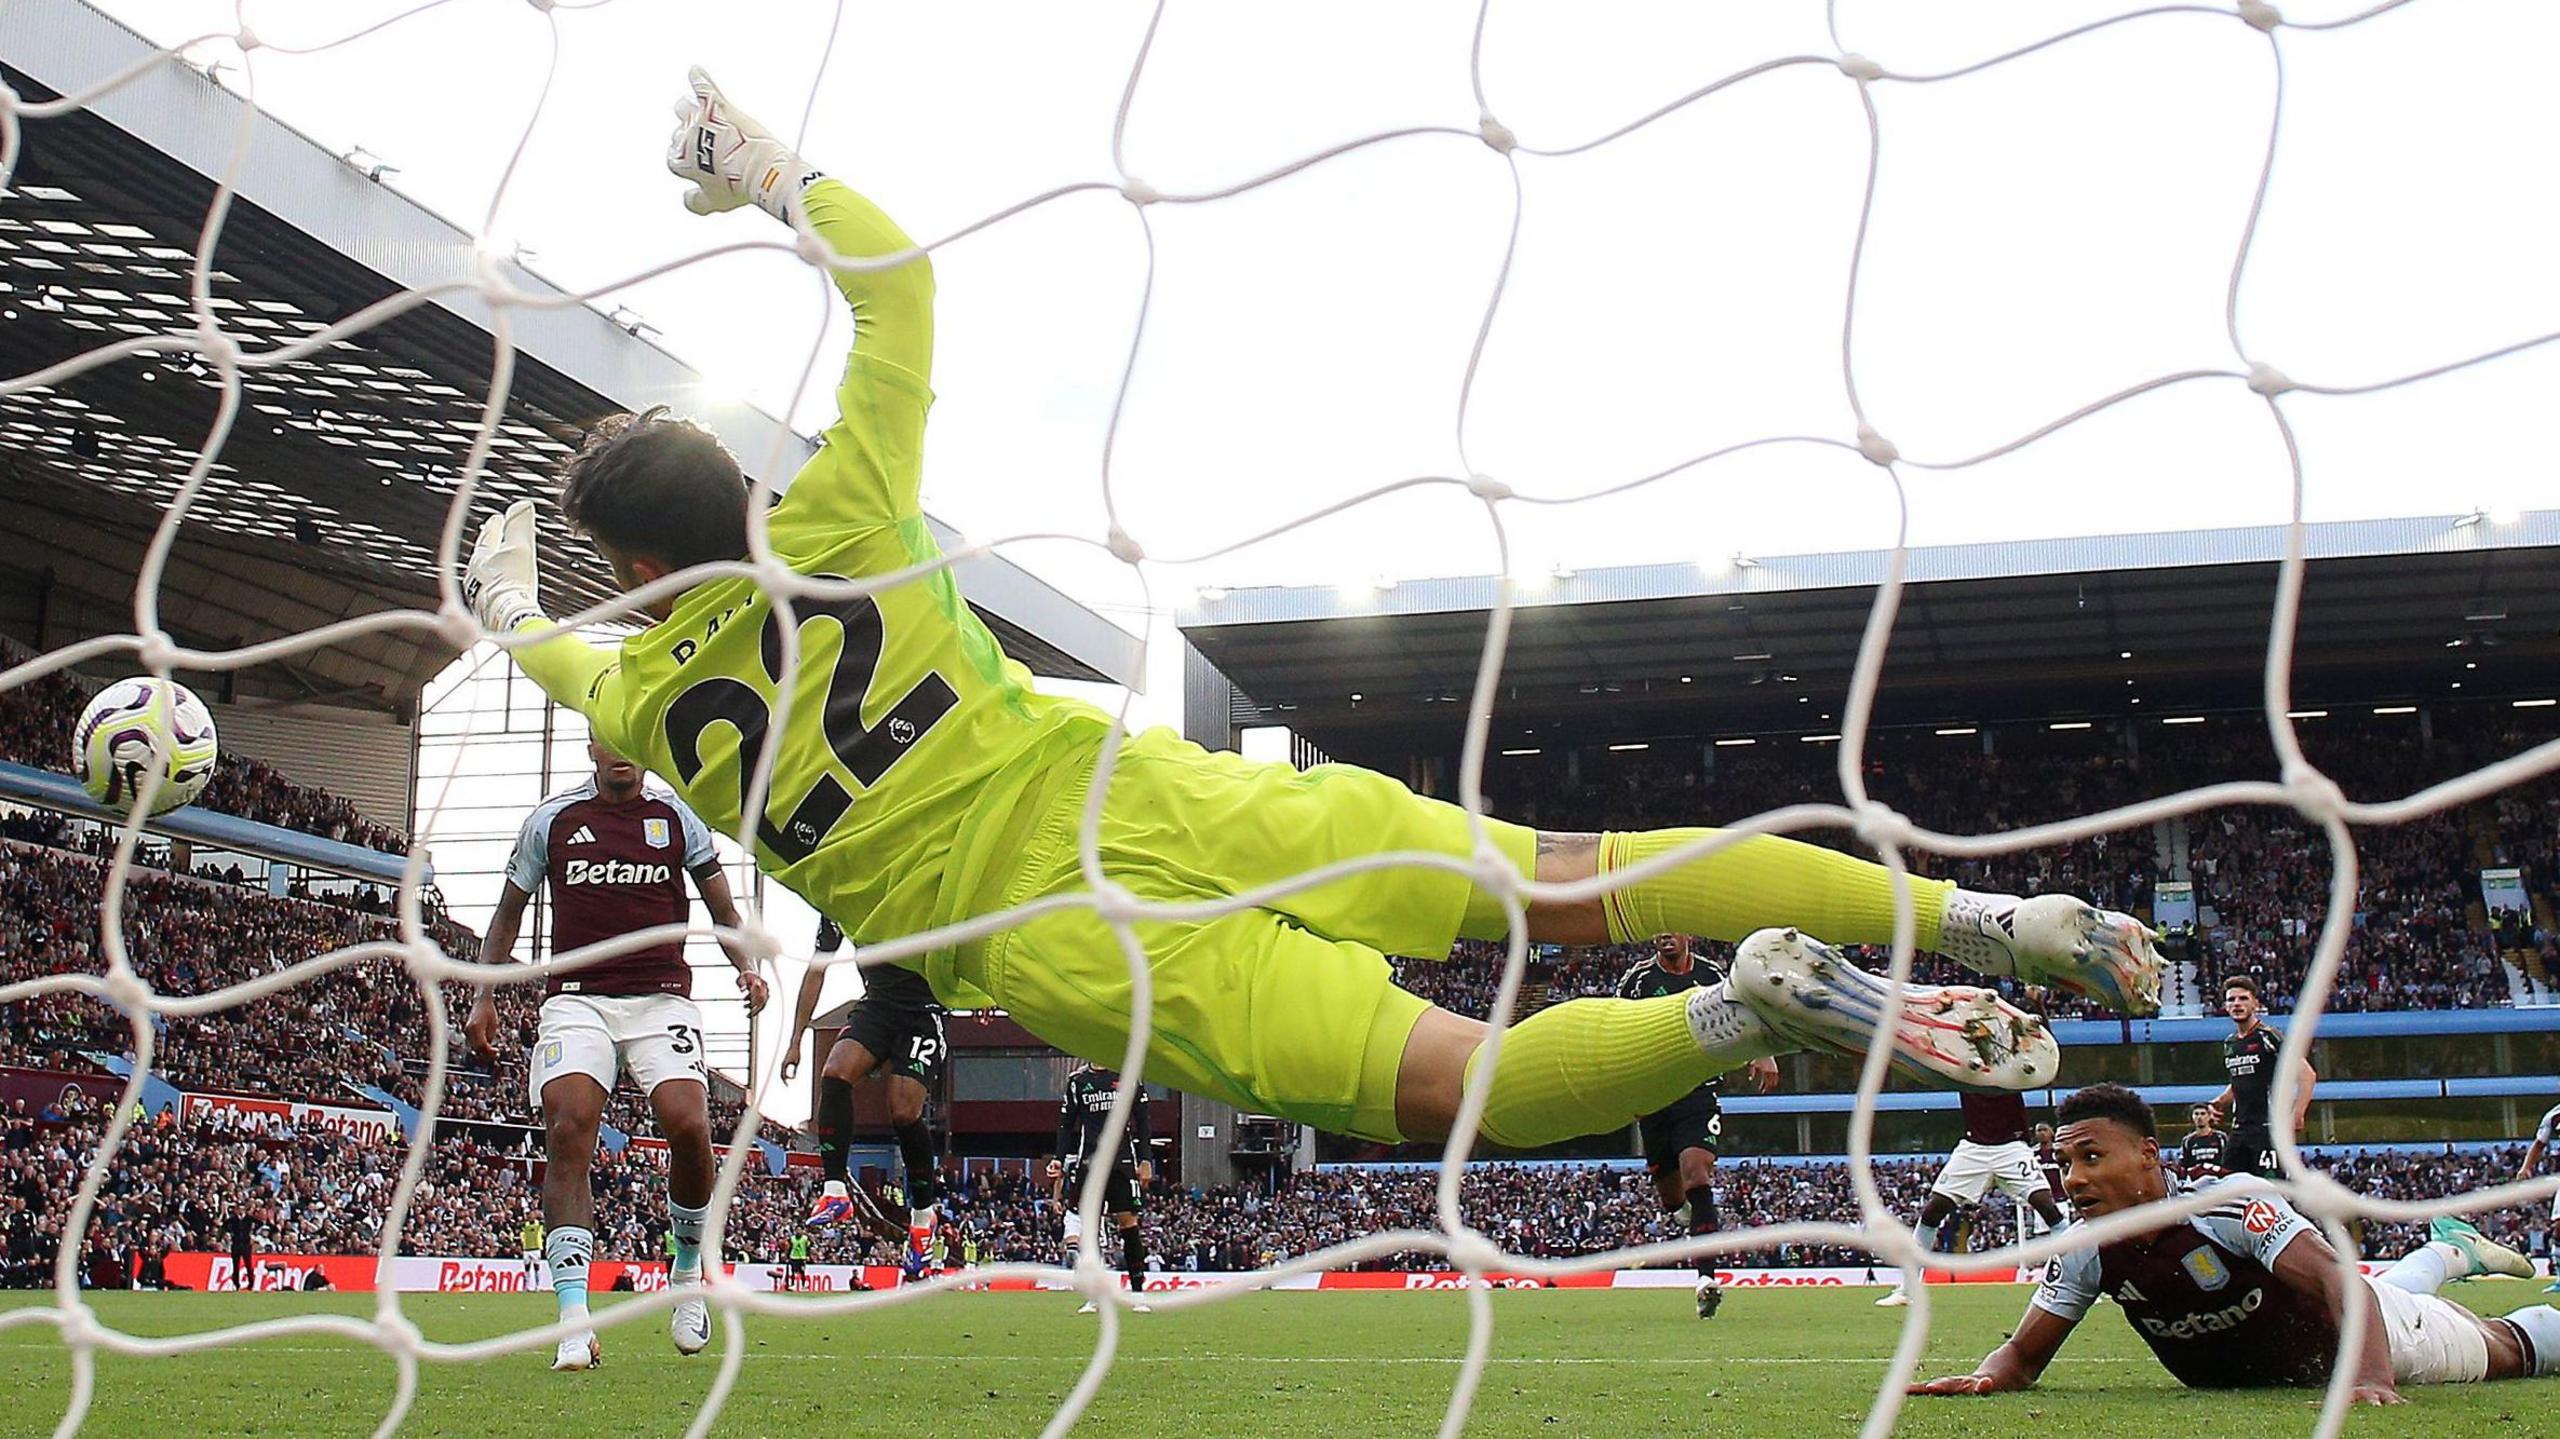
[669,1199,708,1276]
[544,1225,592,1319]
[2504,1305,2560,1376]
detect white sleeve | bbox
[674,796,718,870]
[503,809,548,894]
[2537,1105,2560,1146]
[2193,1179,2317,1268]
[2027,1244,2102,1322]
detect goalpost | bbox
[3,4,2559,1439]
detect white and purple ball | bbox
[73,677,219,816]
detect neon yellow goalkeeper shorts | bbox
[944,727,1531,1140]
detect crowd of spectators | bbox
[0,663,410,854]
[10,1084,2545,1290]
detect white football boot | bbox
[551,1330,601,1371]
[671,1271,711,1356]
[1937,893,2163,1017]
[1729,929,2060,1092]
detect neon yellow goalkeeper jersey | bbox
[508,180,1112,1003]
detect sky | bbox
[73,0,2560,1116]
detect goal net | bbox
[3,3,2558,1438]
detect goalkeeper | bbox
[464,70,2160,1153]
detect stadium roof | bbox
[0,0,1140,717]
[1179,511,2560,761]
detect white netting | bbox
[4,1,2560,1436]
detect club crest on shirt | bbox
[540,1040,563,1068]
[2182,1247,2232,1292]
[644,817,671,849]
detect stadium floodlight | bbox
[1800,733,1841,743]
[2048,721,2093,731]
[2373,705,2417,715]
[2286,709,2329,719]
[1607,742,1649,752]
[1934,727,1976,736]
[1500,747,1540,756]
[1712,738,1755,747]
[2162,716,2207,725]
[2516,699,2558,709]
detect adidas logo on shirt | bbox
[564,826,597,845]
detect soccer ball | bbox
[74,677,219,816]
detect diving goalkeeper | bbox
[462,70,2161,1154]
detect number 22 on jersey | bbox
[662,581,955,865]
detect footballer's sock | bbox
[668,1198,709,1278]
[1897,1220,1941,1291]
[2377,1241,2462,1296]
[816,1077,856,1184]
[1465,990,1763,1149]
[894,1120,940,1207]
[545,1225,592,1321]
[908,1207,938,1266]
[1120,1227,1147,1294]
[2501,1306,2560,1375]
[1688,1193,1721,1237]
[1597,830,1953,951]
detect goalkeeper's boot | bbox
[1730,929,2059,1092]
[671,1269,711,1355]
[1694,1275,1723,1319]
[806,1182,856,1229]
[551,1330,601,1371]
[2430,1216,2537,1280]
[1936,893,2163,1017]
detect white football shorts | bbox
[1930,1140,2051,1204]
[531,992,708,1108]
[2367,1275,2491,1385]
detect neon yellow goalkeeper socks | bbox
[1463,991,1748,1150]
[1596,828,1951,951]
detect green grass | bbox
[0,1283,2552,1436]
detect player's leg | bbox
[1678,1145,1722,1237]
[1511,829,2158,1015]
[1679,1142,1725,1318]
[808,1034,885,1227]
[1091,732,2152,1015]
[536,1070,608,1370]
[627,995,719,1357]
[2386,1219,2538,1290]
[1879,1189,1963,1307]
[1113,1204,1150,1312]
[884,1073,941,1276]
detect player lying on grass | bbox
[460,68,2162,1171]
[1913,1083,2560,1404]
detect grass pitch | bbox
[0,1283,2551,1436]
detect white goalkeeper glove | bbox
[464,499,545,635]
[667,66,822,224]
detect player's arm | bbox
[2268,1223,2399,1404]
[1918,1245,2099,1396]
[2206,1084,2235,1122]
[1131,1084,1154,1185]
[462,500,630,728]
[777,967,828,1082]
[1911,1302,2077,1395]
[666,69,934,529]
[464,875,535,1059]
[2288,1056,2317,1131]
[674,798,767,1013]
